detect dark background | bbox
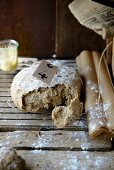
[92,0,114,8]
[0,0,105,58]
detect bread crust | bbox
[11,61,83,127]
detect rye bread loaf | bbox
[11,61,83,128]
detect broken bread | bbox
[52,97,83,128]
[11,60,83,127]
[0,149,25,170]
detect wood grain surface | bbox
[0,59,113,170]
[0,0,56,57]
[56,0,105,58]
[0,0,105,58]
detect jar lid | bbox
[0,39,19,47]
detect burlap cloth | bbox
[69,0,114,39]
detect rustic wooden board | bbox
[0,101,14,108]
[0,92,11,96]
[0,150,113,170]
[0,84,11,88]
[0,88,11,92]
[0,75,15,79]
[0,131,111,150]
[0,119,87,131]
[21,150,114,170]
[0,70,19,75]
[0,113,52,120]
[0,108,22,113]
[0,59,113,169]
[0,79,13,83]
[0,97,12,101]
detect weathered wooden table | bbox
[0,58,114,170]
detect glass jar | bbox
[0,39,19,72]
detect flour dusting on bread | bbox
[11,61,83,127]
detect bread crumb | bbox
[0,149,25,170]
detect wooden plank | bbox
[0,107,51,113]
[0,88,11,92]
[15,150,114,170]
[0,79,13,83]
[0,131,111,150]
[0,119,87,129]
[0,108,22,113]
[0,112,85,120]
[0,113,52,120]
[0,70,18,75]
[0,75,15,79]
[0,149,113,170]
[0,101,13,108]
[0,83,11,88]
[0,97,11,101]
[0,92,11,97]
[0,120,53,126]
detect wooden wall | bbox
[0,0,56,57]
[0,0,105,58]
[56,0,105,58]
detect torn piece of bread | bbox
[11,60,82,127]
[52,97,83,128]
[0,149,25,170]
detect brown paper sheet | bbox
[93,51,114,132]
[76,51,109,138]
[69,0,114,39]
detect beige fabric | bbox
[76,51,109,138]
[69,0,114,39]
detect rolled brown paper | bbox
[76,51,108,138]
[93,51,114,131]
